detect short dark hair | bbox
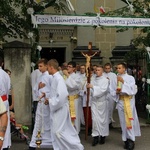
[117,62,127,69]
[37,58,48,65]
[104,63,112,68]
[97,65,103,69]
[80,64,85,67]
[68,61,76,68]
[48,59,59,70]
[92,64,98,67]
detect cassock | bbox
[116,73,141,141]
[29,71,53,148]
[0,67,11,149]
[48,72,84,150]
[65,72,81,134]
[103,72,117,123]
[90,75,109,137]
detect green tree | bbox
[0,0,70,61]
[0,0,59,41]
[107,0,150,51]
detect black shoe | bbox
[92,136,99,146]
[28,146,36,150]
[3,148,9,150]
[99,136,105,144]
[127,139,135,150]
[124,141,128,149]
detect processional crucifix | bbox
[81,42,98,140]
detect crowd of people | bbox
[0,55,141,150]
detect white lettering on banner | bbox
[34,15,150,27]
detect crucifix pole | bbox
[81,42,97,140]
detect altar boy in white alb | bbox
[87,66,109,146]
[46,59,84,150]
[63,61,81,134]
[29,59,52,150]
[116,62,141,150]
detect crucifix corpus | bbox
[81,42,98,140]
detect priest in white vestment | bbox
[87,66,109,146]
[45,59,84,150]
[116,62,141,150]
[0,57,11,150]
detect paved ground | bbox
[10,127,150,150]
[9,110,150,150]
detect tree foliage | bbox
[0,0,69,61]
[106,0,150,62]
[0,0,64,42]
[106,0,150,46]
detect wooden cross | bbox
[81,42,97,140]
[81,42,97,78]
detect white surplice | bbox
[90,75,109,137]
[79,74,96,107]
[48,72,84,150]
[0,97,6,114]
[0,67,11,149]
[116,73,141,141]
[77,73,87,125]
[30,71,53,148]
[103,72,117,123]
[31,69,42,101]
[65,72,81,133]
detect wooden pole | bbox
[85,42,92,140]
[85,66,91,140]
[81,42,96,140]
